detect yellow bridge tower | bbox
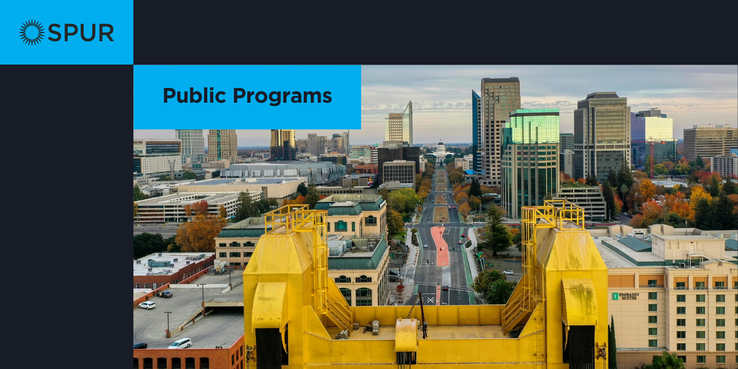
[243,200,609,368]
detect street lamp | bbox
[165,311,172,337]
[200,284,205,306]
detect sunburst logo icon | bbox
[19,20,45,46]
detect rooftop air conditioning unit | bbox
[148,268,152,272]
[186,261,190,265]
[173,258,178,262]
[158,253,163,257]
[136,260,141,264]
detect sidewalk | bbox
[465,227,484,304]
[387,225,419,306]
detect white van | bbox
[168,338,192,349]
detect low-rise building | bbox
[220,161,345,185]
[214,217,268,268]
[555,185,607,221]
[455,158,469,170]
[382,160,416,189]
[133,252,215,289]
[176,177,306,200]
[316,194,387,239]
[592,225,737,369]
[134,192,261,223]
[328,234,391,306]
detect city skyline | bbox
[134,65,737,146]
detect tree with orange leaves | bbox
[641,200,664,225]
[689,186,712,209]
[638,179,657,203]
[459,203,471,215]
[577,178,586,184]
[175,213,227,252]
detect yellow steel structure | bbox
[243,201,608,368]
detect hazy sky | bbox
[135,65,737,146]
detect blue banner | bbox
[133,65,361,129]
[0,0,133,64]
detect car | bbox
[453,206,456,209]
[448,206,451,209]
[503,270,514,275]
[423,244,428,248]
[138,301,156,310]
[458,240,463,244]
[460,234,465,238]
[442,286,449,291]
[157,291,173,298]
[133,343,148,349]
[168,338,192,349]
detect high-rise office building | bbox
[559,133,574,151]
[631,109,676,169]
[175,129,206,164]
[377,143,420,185]
[710,154,738,178]
[683,125,738,162]
[270,129,297,161]
[480,78,521,187]
[385,101,413,146]
[307,133,327,156]
[501,109,560,219]
[207,130,238,162]
[573,92,631,182]
[296,139,309,154]
[472,90,482,173]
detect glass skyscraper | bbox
[631,109,676,169]
[385,101,413,146]
[501,109,560,219]
[472,90,482,173]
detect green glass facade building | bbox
[501,109,560,219]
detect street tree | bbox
[235,192,256,221]
[480,204,512,256]
[219,205,228,219]
[305,184,321,209]
[296,182,308,197]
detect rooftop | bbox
[136,192,249,206]
[482,77,520,83]
[134,252,214,276]
[328,235,389,270]
[186,177,304,186]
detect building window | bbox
[696,356,705,364]
[696,307,705,314]
[229,242,239,247]
[229,252,240,258]
[695,281,705,290]
[648,340,658,348]
[676,295,685,302]
[716,343,725,351]
[716,356,725,364]
[244,241,255,247]
[172,358,181,369]
[675,282,685,289]
[365,215,377,225]
[356,288,372,306]
[716,331,725,339]
[648,316,658,323]
[334,275,350,283]
[716,306,725,314]
[716,319,725,327]
[336,221,347,232]
[648,292,657,299]
[340,288,351,306]
[676,343,686,351]
[696,331,705,339]
[157,358,167,368]
[200,358,209,369]
[696,343,705,351]
[714,281,725,289]
[648,304,657,311]
[677,307,686,314]
[648,328,658,335]
[647,279,657,287]
[356,275,372,283]
[696,294,705,302]
[716,294,725,302]
[219,252,226,257]
[219,243,226,247]
[245,252,253,257]
[696,319,705,327]
[676,331,686,339]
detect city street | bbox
[403,163,475,306]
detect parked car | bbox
[168,338,192,349]
[133,343,148,349]
[423,244,428,248]
[138,301,156,310]
[460,234,465,238]
[157,291,173,298]
[458,240,463,244]
[442,286,449,291]
[503,270,514,275]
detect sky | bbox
[134,65,737,146]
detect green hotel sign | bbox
[612,293,619,300]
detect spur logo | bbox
[19,20,114,45]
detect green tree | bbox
[722,178,736,195]
[693,198,712,230]
[133,202,138,219]
[296,182,308,197]
[182,171,197,180]
[133,185,149,201]
[378,187,389,201]
[602,180,616,219]
[486,279,516,304]
[133,233,166,259]
[607,169,618,190]
[608,316,617,369]
[653,164,668,176]
[617,164,634,194]
[585,173,599,186]
[469,177,482,198]
[387,209,404,236]
[708,173,721,197]
[690,155,705,170]
[471,270,505,298]
[711,192,738,230]
[305,184,321,209]
[643,351,684,369]
[480,204,512,256]
[235,192,256,221]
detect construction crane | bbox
[632,137,666,179]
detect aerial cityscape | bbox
[134,66,737,369]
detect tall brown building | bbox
[207,129,238,162]
[270,129,297,161]
[683,125,738,162]
[480,78,521,187]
